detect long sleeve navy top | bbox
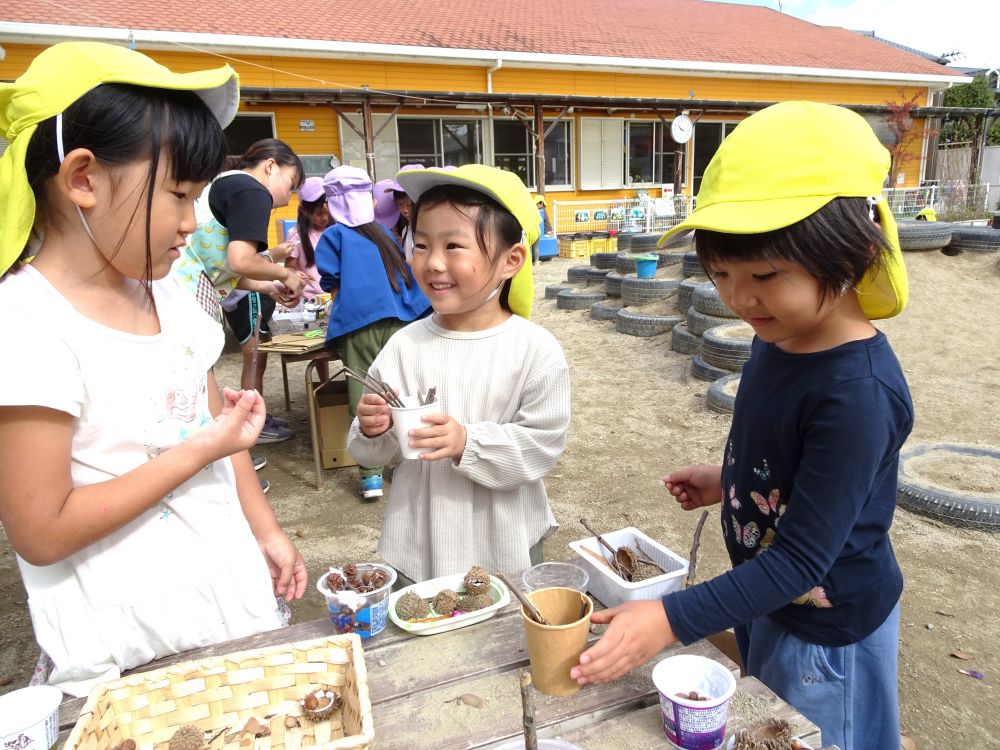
[663,331,913,647]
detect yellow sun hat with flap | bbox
[397,164,537,319]
[658,100,907,319]
[0,41,240,275]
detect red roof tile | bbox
[2,0,962,78]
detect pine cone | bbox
[168,725,204,750]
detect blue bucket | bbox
[635,255,658,279]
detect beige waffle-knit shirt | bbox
[348,313,571,581]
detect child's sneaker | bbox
[359,475,383,500]
[259,478,270,494]
[252,453,267,471]
[257,414,294,444]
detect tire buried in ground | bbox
[691,354,734,382]
[566,265,591,283]
[896,443,1000,530]
[621,275,681,306]
[687,307,735,336]
[590,252,619,270]
[682,251,703,278]
[692,281,739,318]
[701,322,754,371]
[545,283,573,299]
[671,323,701,354]
[707,373,741,414]
[604,271,625,297]
[896,220,953,251]
[585,267,611,285]
[615,308,684,337]
[556,288,607,310]
[946,227,1000,254]
[590,300,624,321]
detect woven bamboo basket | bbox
[64,634,373,750]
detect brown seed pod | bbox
[732,718,794,750]
[168,724,204,750]
[300,688,343,722]
[463,565,490,596]
[325,571,347,591]
[432,589,459,614]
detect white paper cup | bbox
[0,686,62,750]
[651,654,736,750]
[390,398,440,459]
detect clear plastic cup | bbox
[522,562,589,593]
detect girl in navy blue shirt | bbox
[572,102,913,750]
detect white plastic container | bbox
[568,526,688,608]
[0,686,62,750]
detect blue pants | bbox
[735,603,900,750]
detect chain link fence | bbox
[552,196,692,236]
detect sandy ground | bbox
[1,250,999,748]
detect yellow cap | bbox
[658,101,907,319]
[533,194,548,207]
[397,164,536,319]
[0,42,239,275]
[914,206,937,221]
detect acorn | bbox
[168,724,204,750]
[432,589,459,615]
[463,566,490,596]
[300,688,342,722]
[395,590,431,620]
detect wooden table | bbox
[58,600,834,749]
[258,333,337,412]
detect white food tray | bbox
[569,526,688,608]
[387,573,510,635]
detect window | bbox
[580,118,624,190]
[626,121,685,188]
[492,119,572,188]
[223,114,275,156]
[398,118,483,167]
[692,122,738,194]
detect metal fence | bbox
[553,185,992,236]
[552,196,692,236]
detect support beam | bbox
[330,104,365,140]
[362,98,376,181]
[374,103,403,139]
[534,103,546,197]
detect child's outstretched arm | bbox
[208,371,307,601]
[348,391,399,468]
[0,386,265,566]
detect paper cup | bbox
[317,563,397,638]
[522,562,589,593]
[0,686,62,750]
[651,654,737,750]
[390,398,440,459]
[520,586,594,696]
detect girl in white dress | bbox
[0,42,306,696]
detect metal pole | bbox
[534,103,546,198]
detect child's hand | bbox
[662,464,724,510]
[407,412,467,462]
[256,529,308,601]
[570,601,677,685]
[191,388,265,460]
[357,393,392,438]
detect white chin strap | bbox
[866,195,881,222]
[55,113,100,247]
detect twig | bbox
[686,510,710,588]
[497,572,549,625]
[579,518,631,580]
[248,311,263,391]
[519,670,538,750]
[633,540,669,575]
[408,613,455,624]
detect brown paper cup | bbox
[520,586,594,696]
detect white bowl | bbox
[568,526,688,608]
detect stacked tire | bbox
[896,220,953,252]
[687,282,744,383]
[944,226,1000,254]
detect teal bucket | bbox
[635,255,658,279]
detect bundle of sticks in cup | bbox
[332,365,436,408]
